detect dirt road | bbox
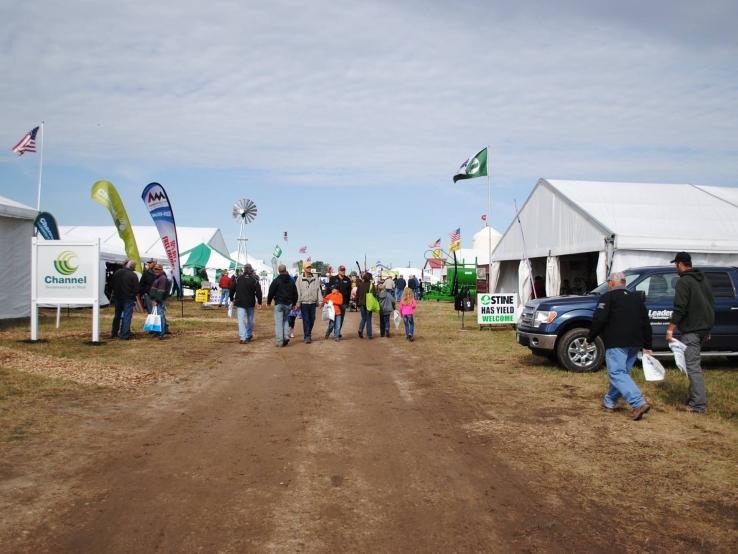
[3,310,735,552]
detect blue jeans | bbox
[396,287,405,302]
[327,314,343,339]
[359,306,373,337]
[237,306,255,340]
[379,313,391,336]
[300,303,317,340]
[604,347,645,409]
[274,304,291,345]
[112,298,135,339]
[403,315,415,338]
[219,287,230,307]
[156,301,167,338]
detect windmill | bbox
[232,198,257,269]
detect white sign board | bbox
[31,239,100,342]
[477,293,518,325]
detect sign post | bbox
[31,238,101,343]
[477,293,518,327]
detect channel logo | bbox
[54,251,78,275]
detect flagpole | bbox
[36,121,45,211]
[487,147,492,293]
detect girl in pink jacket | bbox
[399,287,417,341]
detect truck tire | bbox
[556,328,604,372]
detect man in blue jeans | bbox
[586,271,653,421]
[110,260,139,340]
[230,264,262,343]
[267,264,298,347]
[296,262,322,344]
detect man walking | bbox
[218,270,232,308]
[666,252,714,413]
[395,274,406,302]
[329,265,352,337]
[296,262,322,343]
[231,264,262,343]
[587,271,653,420]
[111,260,140,340]
[408,274,419,300]
[267,264,298,347]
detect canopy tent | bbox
[181,243,237,270]
[229,250,274,281]
[59,225,229,265]
[491,179,738,301]
[0,195,36,319]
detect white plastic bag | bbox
[322,301,335,321]
[144,306,162,332]
[669,339,688,374]
[393,309,401,329]
[641,353,666,381]
[227,303,233,318]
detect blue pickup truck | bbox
[516,266,738,372]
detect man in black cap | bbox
[666,252,714,413]
[138,259,157,313]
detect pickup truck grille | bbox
[520,307,535,327]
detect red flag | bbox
[299,246,307,253]
[481,214,487,222]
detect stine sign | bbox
[477,293,518,325]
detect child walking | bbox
[378,284,396,337]
[400,287,417,341]
[323,285,344,341]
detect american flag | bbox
[449,228,461,242]
[429,238,441,248]
[12,126,39,156]
[283,231,288,241]
[306,256,312,262]
[299,246,307,253]
[481,214,487,222]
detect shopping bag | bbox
[669,339,688,374]
[322,301,335,321]
[365,284,380,313]
[393,309,401,329]
[227,303,233,318]
[641,354,666,381]
[144,307,162,333]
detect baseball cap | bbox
[670,251,691,264]
[338,265,346,271]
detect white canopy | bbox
[0,195,36,319]
[472,226,502,265]
[59,225,230,264]
[229,250,274,280]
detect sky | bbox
[1,0,737,269]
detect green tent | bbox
[180,243,238,270]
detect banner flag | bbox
[273,245,283,258]
[34,211,60,240]
[141,182,181,294]
[453,147,488,183]
[91,180,142,271]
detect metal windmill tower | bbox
[232,198,257,268]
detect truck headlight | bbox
[534,310,557,327]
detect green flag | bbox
[273,244,283,258]
[91,180,142,271]
[453,147,488,182]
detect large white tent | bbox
[59,226,229,265]
[0,195,36,319]
[491,179,738,306]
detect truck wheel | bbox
[556,328,604,372]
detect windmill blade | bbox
[232,198,258,223]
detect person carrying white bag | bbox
[585,272,653,421]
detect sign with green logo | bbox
[477,293,518,325]
[54,250,78,275]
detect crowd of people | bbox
[225,263,420,346]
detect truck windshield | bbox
[589,272,642,295]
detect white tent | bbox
[472,226,502,266]
[0,195,36,319]
[492,179,738,300]
[59,225,229,265]
[229,250,274,281]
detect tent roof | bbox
[0,195,36,220]
[59,225,229,262]
[181,243,237,269]
[492,179,738,261]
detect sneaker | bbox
[245,336,253,342]
[289,331,295,338]
[305,337,312,344]
[409,336,414,342]
[282,339,289,347]
[676,404,705,414]
[334,338,340,342]
[239,339,246,344]
[358,330,364,339]
[631,402,651,421]
[602,404,616,413]
[325,330,331,339]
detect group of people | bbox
[586,251,714,419]
[110,258,171,340]
[226,262,419,346]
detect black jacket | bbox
[588,287,652,349]
[231,273,262,308]
[138,269,155,295]
[111,267,140,301]
[329,274,352,305]
[267,274,298,306]
[670,269,715,334]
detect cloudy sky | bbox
[1,0,737,268]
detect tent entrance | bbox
[558,252,599,295]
